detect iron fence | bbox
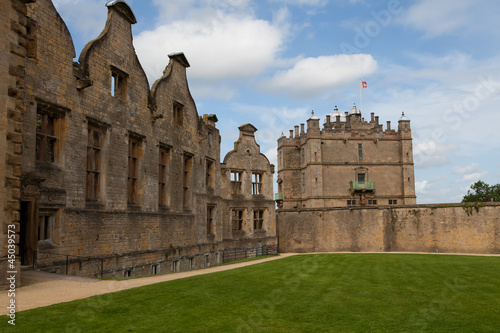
[221,244,278,263]
[33,244,278,278]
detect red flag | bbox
[362,81,367,88]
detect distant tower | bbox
[276,107,416,209]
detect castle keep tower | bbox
[276,106,416,209]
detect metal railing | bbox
[352,181,374,190]
[221,245,278,263]
[32,244,279,278]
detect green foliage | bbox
[3,254,500,332]
[462,180,500,203]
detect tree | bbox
[462,180,500,203]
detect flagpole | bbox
[360,79,362,116]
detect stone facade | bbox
[278,203,500,254]
[0,0,33,290]
[0,0,276,283]
[276,106,416,209]
[221,124,277,247]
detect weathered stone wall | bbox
[221,124,277,243]
[1,0,277,283]
[0,0,31,289]
[278,203,500,254]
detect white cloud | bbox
[269,0,328,6]
[454,172,489,184]
[134,2,287,96]
[400,0,478,38]
[415,180,428,194]
[413,141,460,169]
[258,54,377,98]
[452,163,481,175]
[452,163,489,184]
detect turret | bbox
[307,110,320,133]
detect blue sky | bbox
[53,0,500,204]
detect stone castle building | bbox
[0,0,276,287]
[2,0,498,290]
[276,105,416,209]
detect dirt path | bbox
[1,253,298,315]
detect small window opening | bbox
[232,209,244,231]
[159,147,170,207]
[252,173,262,195]
[207,205,215,235]
[86,125,102,201]
[127,137,140,204]
[183,154,193,208]
[253,209,264,230]
[206,159,215,190]
[38,213,55,241]
[111,67,128,101]
[357,173,366,184]
[173,101,184,126]
[231,171,242,194]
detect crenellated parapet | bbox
[276,105,416,210]
[280,105,411,144]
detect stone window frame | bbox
[206,204,216,235]
[206,158,215,191]
[127,132,144,205]
[368,199,377,205]
[389,199,398,205]
[86,120,109,202]
[151,264,160,275]
[230,170,243,194]
[183,152,194,209]
[354,167,369,185]
[35,99,69,164]
[347,199,357,206]
[171,260,180,272]
[358,143,363,158]
[37,208,60,248]
[110,66,129,102]
[251,172,263,195]
[158,144,171,207]
[173,101,184,127]
[253,209,265,230]
[231,208,245,231]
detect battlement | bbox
[276,105,415,210]
[279,106,411,146]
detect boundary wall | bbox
[278,203,500,254]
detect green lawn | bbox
[3,254,500,332]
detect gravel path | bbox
[1,253,297,315]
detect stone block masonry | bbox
[0,0,277,287]
[278,203,500,254]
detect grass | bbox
[3,254,500,332]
